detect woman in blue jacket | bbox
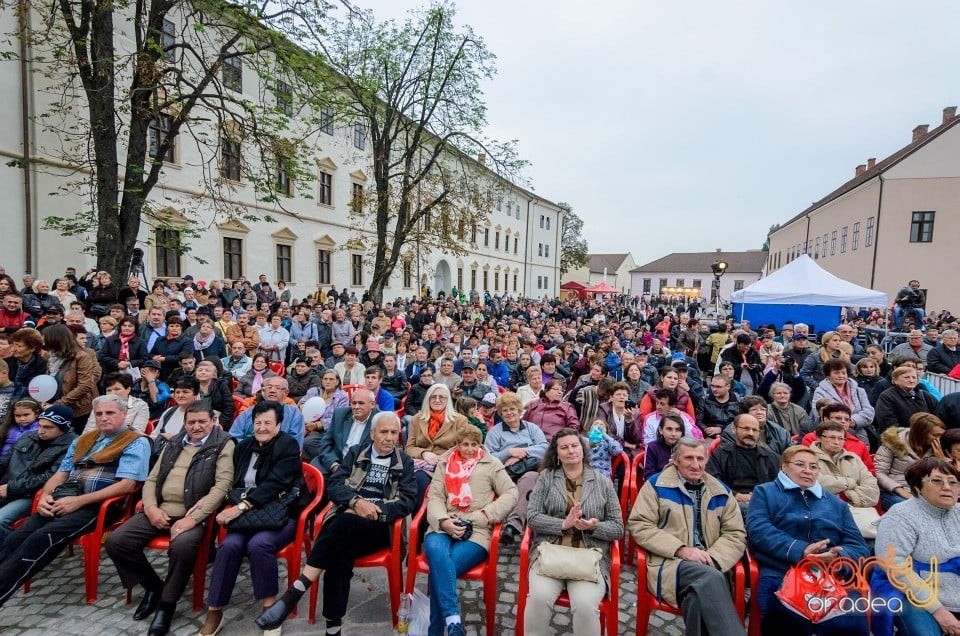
[746,445,870,636]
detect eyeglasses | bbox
[429,395,447,401]
[923,477,960,489]
[788,462,819,472]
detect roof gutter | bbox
[869,174,884,289]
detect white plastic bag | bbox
[407,588,430,636]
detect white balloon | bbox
[28,375,59,403]
[301,397,327,423]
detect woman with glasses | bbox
[872,457,960,636]
[746,445,870,635]
[406,383,471,495]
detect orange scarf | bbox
[427,410,446,439]
[445,447,484,510]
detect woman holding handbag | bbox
[523,428,624,636]
[198,401,304,636]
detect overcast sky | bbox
[352,1,958,265]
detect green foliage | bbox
[559,203,588,275]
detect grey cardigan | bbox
[526,467,624,586]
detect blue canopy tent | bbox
[730,255,888,333]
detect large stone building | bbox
[767,106,960,312]
[0,6,563,301]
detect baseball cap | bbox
[792,334,808,341]
[140,360,161,370]
[480,392,498,408]
[461,361,476,371]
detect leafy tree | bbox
[559,202,587,275]
[762,223,781,251]
[11,0,329,281]
[302,1,524,304]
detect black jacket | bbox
[5,354,48,399]
[286,370,320,401]
[151,335,193,380]
[699,393,741,435]
[97,333,149,373]
[0,430,76,500]
[326,444,418,523]
[405,381,431,418]
[200,377,235,428]
[934,392,960,430]
[705,439,780,494]
[232,432,304,510]
[926,345,960,375]
[381,370,409,407]
[874,386,939,434]
[720,345,763,385]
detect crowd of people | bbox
[0,264,958,636]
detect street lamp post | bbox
[711,259,728,319]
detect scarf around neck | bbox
[445,446,484,510]
[194,331,215,350]
[118,331,135,361]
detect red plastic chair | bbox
[395,395,408,419]
[515,526,620,636]
[635,548,748,635]
[24,492,134,602]
[125,501,218,611]
[307,503,405,625]
[625,451,646,565]
[144,419,157,436]
[231,395,246,423]
[405,489,501,636]
[708,437,721,455]
[12,491,43,532]
[269,361,286,376]
[216,462,325,619]
[342,384,363,399]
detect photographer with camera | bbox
[895,280,926,331]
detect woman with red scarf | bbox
[423,426,517,636]
[97,316,147,373]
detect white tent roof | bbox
[730,255,888,307]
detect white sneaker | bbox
[262,627,283,636]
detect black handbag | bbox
[504,455,540,481]
[226,487,299,532]
[52,480,84,500]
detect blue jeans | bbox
[895,598,957,635]
[423,532,487,636]
[0,498,33,544]
[757,575,868,636]
[880,491,907,512]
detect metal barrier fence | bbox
[923,372,960,396]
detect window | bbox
[318,171,332,205]
[822,234,828,258]
[676,278,684,288]
[482,270,488,291]
[814,237,820,258]
[223,237,243,279]
[692,279,702,290]
[852,222,860,250]
[515,204,520,219]
[320,108,334,135]
[497,198,502,211]
[494,231,500,250]
[148,114,175,162]
[402,261,412,288]
[351,254,363,286]
[840,226,848,253]
[470,269,477,291]
[220,138,241,181]
[643,278,651,294]
[513,274,517,292]
[494,272,499,291]
[457,267,463,291]
[423,211,431,232]
[734,280,744,291]
[317,249,331,285]
[830,231,837,255]
[275,157,292,196]
[276,244,292,282]
[351,183,363,213]
[546,217,551,230]
[222,55,242,92]
[161,19,177,63]
[155,228,181,277]
[659,278,667,291]
[910,211,935,242]
[537,243,543,257]
[539,215,544,229]
[514,237,518,254]
[504,234,510,253]
[275,80,293,116]
[484,228,489,247]
[544,244,550,258]
[353,124,366,150]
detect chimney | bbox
[866,157,876,170]
[855,164,866,176]
[477,153,486,165]
[944,106,958,124]
[716,248,722,254]
[912,124,929,143]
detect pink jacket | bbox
[522,398,580,441]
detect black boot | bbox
[147,602,175,636]
[256,599,296,630]
[133,587,161,621]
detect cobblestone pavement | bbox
[0,540,691,635]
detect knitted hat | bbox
[366,340,381,352]
[39,404,74,431]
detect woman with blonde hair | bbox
[406,383,471,495]
[800,330,851,390]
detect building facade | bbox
[767,106,960,312]
[0,5,563,302]
[561,253,638,295]
[629,250,767,304]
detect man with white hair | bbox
[926,329,960,374]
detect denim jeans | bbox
[0,498,33,544]
[880,491,907,512]
[895,598,958,635]
[423,532,487,636]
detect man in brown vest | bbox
[0,394,151,606]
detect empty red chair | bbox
[515,527,621,636]
[342,384,363,399]
[269,361,286,377]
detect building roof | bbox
[630,250,768,274]
[586,253,631,274]
[776,110,960,230]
